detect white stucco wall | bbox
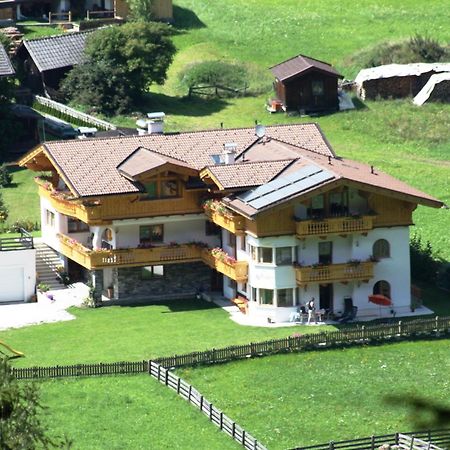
[114,215,220,249]
[40,197,66,253]
[0,249,36,302]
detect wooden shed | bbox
[270,54,343,113]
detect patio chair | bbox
[339,306,358,324]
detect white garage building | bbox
[0,232,36,303]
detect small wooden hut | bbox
[270,54,343,113]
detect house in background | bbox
[19,123,443,320]
[270,54,343,113]
[0,0,172,22]
[14,31,92,97]
[354,63,450,101]
[0,43,15,78]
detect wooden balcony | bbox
[38,181,204,224]
[202,250,248,283]
[58,234,205,270]
[57,234,248,282]
[295,261,375,285]
[205,210,245,234]
[296,215,374,238]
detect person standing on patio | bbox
[307,298,316,325]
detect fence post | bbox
[435,316,439,331]
[164,369,169,385]
[177,377,181,394]
[398,320,402,335]
[69,11,72,22]
[395,432,399,445]
[329,441,335,450]
[232,422,236,438]
[49,12,52,23]
[371,435,375,450]
[200,395,203,411]
[210,404,213,420]
[220,412,223,429]
[362,325,366,341]
[87,10,90,20]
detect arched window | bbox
[373,280,391,299]
[373,239,390,259]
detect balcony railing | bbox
[202,250,248,283]
[58,234,206,270]
[204,201,245,234]
[57,234,248,282]
[295,261,375,285]
[37,179,204,224]
[296,215,374,238]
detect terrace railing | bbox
[0,228,34,251]
[85,9,115,20]
[48,11,72,23]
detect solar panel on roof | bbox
[238,165,322,203]
[248,171,334,210]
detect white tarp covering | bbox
[355,63,450,84]
[413,72,450,105]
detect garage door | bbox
[0,267,25,302]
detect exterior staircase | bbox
[35,242,66,291]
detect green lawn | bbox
[17,21,64,40]
[0,167,40,234]
[177,339,450,450]
[37,375,239,449]
[0,298,332,367]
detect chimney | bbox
[136,112,165,135]
[223,142,237,164]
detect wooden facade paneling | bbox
[274,71,339,112]
[369,194,416,227]
[245,205,296,237]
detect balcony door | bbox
[319,284,333,310]
[318,241,332,265]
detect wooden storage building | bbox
[270,54,343,113]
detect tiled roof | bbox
[224,151,443,217]
[22,31,93,72]
[117,147,195,179]
[39,124,334,197]
[205,159,293,189]
[270,54,343,82]
[0,45,14,77]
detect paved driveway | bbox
[0,283,88,331]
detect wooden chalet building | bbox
[19,124,443,321]
[14,31,92,96]
[270,54,343,113]
[0,44,15,78]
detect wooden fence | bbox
[155,315,450,369]
[149,361,267,450]
[291,429,450,450]
[11,315,450,380]
[188,84,248,98]
[34,95,117,131]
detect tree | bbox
[127,0,153,22]
[0,358,55,449]
[61,22,176,115]
[0,192,8,224]
[0,165,12,187]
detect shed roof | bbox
[354,63,450,84]
[270,54,343,82]
[0,44,14,77]
[20,31,93,72]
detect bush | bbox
[180,60,248,93]
[410,234,442,283]
[347,35,450,68]
[409,34,447,63]
[8,219,39,232]
[0,193,8,223]
[0,164,12,187]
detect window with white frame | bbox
[276,247,292,265]
[46,209,55,227]
[277,288,294,307]
[259,288,274,305]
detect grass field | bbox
[36,375,239,449]
[177,339,450,449]
[0,298,332,368]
